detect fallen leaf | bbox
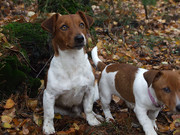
[33,113,42,126]
[73,123,79,130]
[2,107,16,118]
[2,122,12,128]
[56,128,76,135]
[27,99,38,111]
[112,95,120,103]
[4,98,15,109]
[158,124,169,132]
[97,40,103,49]
[22,124,29,135]
[1,115,13,123]
[54,113,62,119]
[12,118,20,127]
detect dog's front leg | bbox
[43,90,56,134]
[83,86,101,126]
[148,110,160,130]
[134,105,157,135]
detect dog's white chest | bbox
[46,49,94,101]
[56,85,87,107]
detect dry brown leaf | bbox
[22,125,29,135]
[112,95,120,103]
[56,128,76,135]
[4,98,15,109]
[27,99,38,111]
[158,124,169,133]
[97,40,103,49]
[2,107,16,118]
[12,118,20,127]
[33,113,42,126]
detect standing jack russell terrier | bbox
[91,46,180,135]
[41,12,102,134]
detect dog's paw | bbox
[43,124,55,135]
[106,117,115,122]
[145,130,157,135]
[88,117,101,126]
[86,114,101,126]
[95,114,104,121]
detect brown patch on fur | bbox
[106,63,138,103]
[41,11,93,56]
[151,70,180,111]
[97,61,106,71]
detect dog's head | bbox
[144,70,180,112]
[41,11,94,56]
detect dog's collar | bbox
[148,88,163,108]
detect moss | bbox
[0,56,41,100]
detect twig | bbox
[36,55,53,78]
[5,47,37,72]
[61,5,70,14]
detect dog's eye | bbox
[60,25,68,31]
[79,23,84,29]
[163,87,171,93]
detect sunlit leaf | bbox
[4,98,15,109]
[73,123,79,130]
[1,115,13,123]
[2,122,12,128]
[54,113,62,119]
[97,40,103,49]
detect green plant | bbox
[2,22,50,78]
[38,0,93,15]
[0,56,41,100]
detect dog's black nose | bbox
[176,105,180,112]
[74,35,84,43]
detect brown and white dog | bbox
[91,46,180,135]
[41,12,102,134]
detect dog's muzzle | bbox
[74,34,85,49]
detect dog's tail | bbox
[91,46,106,71]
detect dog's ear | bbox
[143,70,162,87]
[41,13,59,33]
[77,11,94,29]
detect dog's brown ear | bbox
[143,70,162,87]
[41,13,59,33]
[77,11,94,29]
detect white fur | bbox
[91,46,163,135]
[43,37,101,134]
[91,46,101,67]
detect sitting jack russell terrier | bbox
[91,46,180,135]
[41,12,102,134]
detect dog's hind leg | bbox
[99,80,114,122]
